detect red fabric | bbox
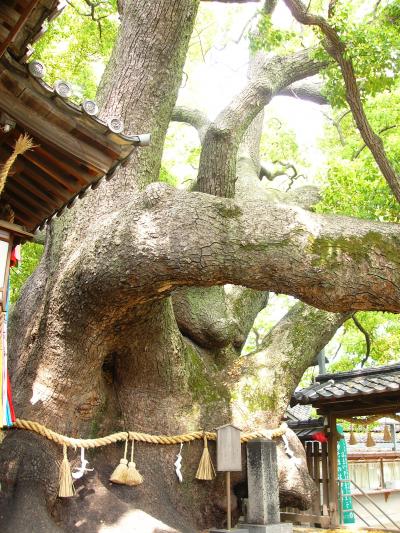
[312,431,328,443]
[7,372,16,422]
[10,248,18,267]
[10,245,21,267]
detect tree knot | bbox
[142,182,174,209]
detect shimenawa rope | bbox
[11,418,287,448]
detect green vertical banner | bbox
[337,424,355,524]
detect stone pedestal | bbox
[240,523,292,533]
[246,439,280,525]
[209,529,249,533]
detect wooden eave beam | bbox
[34,145,99,186]
[0,146,71,202]
[2,191,42,223]
[8,205,36,229]
[316,401,400,418]
[20,149,80,194]
[0,0,40,58]
[1,58,134,158]
[6,180,51,215]
[0,219,33,239]
[9,172,60,209]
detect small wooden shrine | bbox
[0,0,150,425]
[289,364,400,529]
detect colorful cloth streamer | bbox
[10,245,21,268]
[1,281,16,427]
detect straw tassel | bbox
[0,134,37,195]
[195,434,216,480]
[125,439,143,486]
[58,445,75,497]
[366,430,376,447]
[383,424,392,442]
[349,426,358,445]
[110,436,129,484]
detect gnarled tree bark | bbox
[1,1,398,532]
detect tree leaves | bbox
[317,87,400,222]
[33,0,118,100]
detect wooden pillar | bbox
[327,413,339,528]
[380,458,385,489]
[0,230,13,312]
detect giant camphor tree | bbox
[1,0,400,531]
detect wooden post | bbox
[321,441,329,517]
[327,413,339,528]
[380,458,385,489]
[226,471,231,530]
[312,441,321,516]
[215,424,241,531]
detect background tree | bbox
[1,1,400,532]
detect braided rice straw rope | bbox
[0,134,37,195]
[11,419,287,449]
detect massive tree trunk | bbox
[1,1,400,532]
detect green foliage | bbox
[328,312,400,374]
[9,243,43,304]
[33,1,118,100]
[315,0,400,108]
[259,111,311,190]
[162,123,200,189]
[260,119,302,165]
[243,294,294,355]
[250,12,297,53]
[158,167,177,187]
[317,87,400,222]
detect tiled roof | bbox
[0,3,151,232]
[0,56,150,231]
[293,364,400,406]
[286,404,312,422]
[287,417,324,440]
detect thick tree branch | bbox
[196,48,326,198]
[64,183,400,322]
[278,78,328,105]
[232,301,349,426]
[171,106,210,142]
[283,0,400,203]
[173,285,268,352]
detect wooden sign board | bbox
[216,424,242,472]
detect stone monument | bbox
[241,439,292,533]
